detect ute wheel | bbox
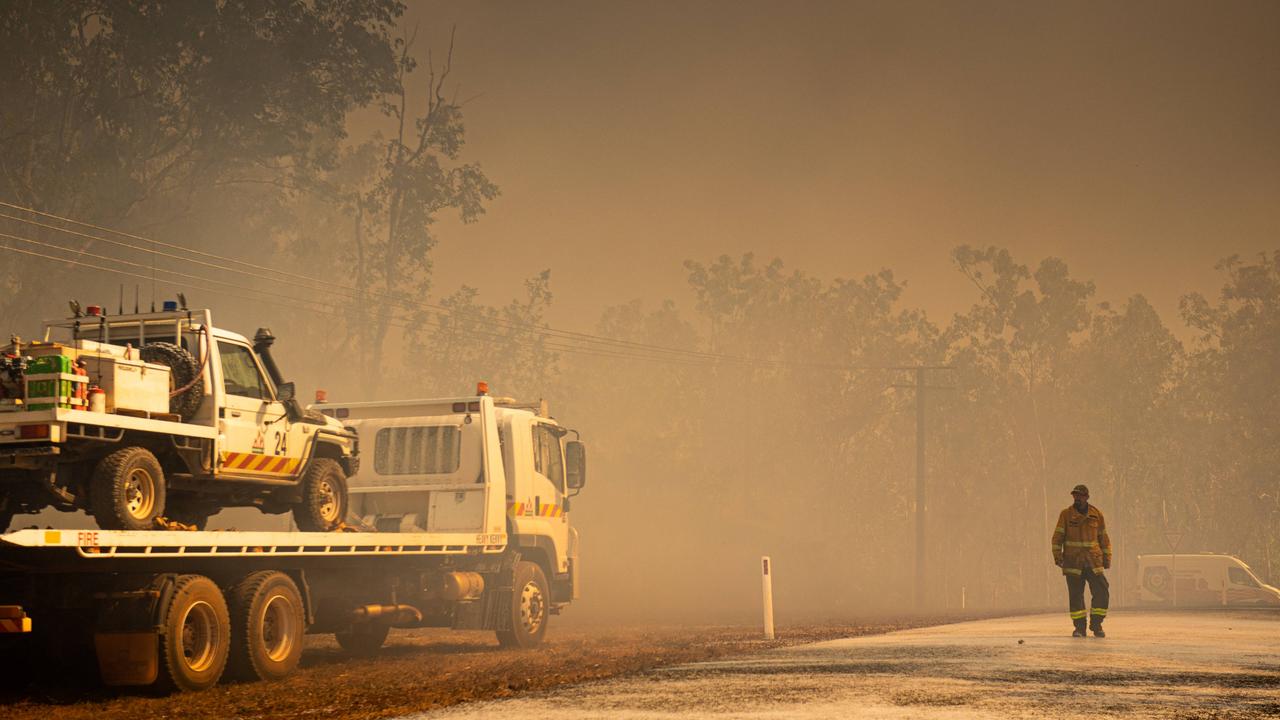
[141,342,204,421]
[156,575,230,692]
[496,561,550,649]
[335,623,389,656]
[90,446,166,530]
[292,459,347,532]
[227,571,305,682]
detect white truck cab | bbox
[316,387,586,608]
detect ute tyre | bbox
[496,561,550,649]
[90,446,166,531]
[156,575,230,692]
[227,571,305,682]
[292,459,347,532]
[335,623,389,656]
[140,342,204,421]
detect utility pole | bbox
[915,366,927,611]
[892,366,953,612]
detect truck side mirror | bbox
[565,440,587,492]
[275,381,303,422]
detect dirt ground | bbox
[0,614,994,720]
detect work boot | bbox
[1091,622,1105,638]
[1072,619,1087,638]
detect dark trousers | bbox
[1066,567,1109,629]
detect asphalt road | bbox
[410,610,1280,719]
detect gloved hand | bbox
[1054,558,1063,568]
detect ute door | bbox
[528,421,572,575]
[216,341,299,478]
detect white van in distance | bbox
[1137,554,1280,607]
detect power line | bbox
[0,202,939,373]
[0,202,737,363]
[0,200,331,286]
[0,233,721,368]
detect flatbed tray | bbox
[0,407,215,439]
[0,527,507,561]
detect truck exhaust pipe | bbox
[350,604,423,626]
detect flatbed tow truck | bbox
[0,390,587,692]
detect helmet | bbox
[1071,484,1090,497]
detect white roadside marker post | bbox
[762,556,775,640]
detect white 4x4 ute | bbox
[0,306,356,532]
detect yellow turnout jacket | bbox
[1052,503,1111,575]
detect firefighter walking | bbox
[1051,484,1111,637]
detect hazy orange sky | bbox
[368,0,1280,334]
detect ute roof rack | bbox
[41,308,211,347]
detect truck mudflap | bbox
[90,574,173,687]
[94,632,159,686]
[453,552,519,632]
[0,605,31,633]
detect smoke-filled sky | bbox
[373,0,1280,331]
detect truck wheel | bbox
[227,571,305,681]
[496,561,550,648]
[0,497,12,533]
[292,459,347,532]
[156,575,230,692]
[90,446,166,530]
[335,623,389,656]
[140,342,204,421]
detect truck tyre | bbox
[496,561,550,648]
[0,497,12,533]
[140,342,204,421]
[156,575,230,692]
[292,458,347,532]
[227,571,305,682]
[90,446,166,530]
[335,623,389,656]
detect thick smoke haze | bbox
[2,1,1278,625]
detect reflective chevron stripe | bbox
[507,501,564,518]
[0,617,31,633]
[221,451,301,475]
